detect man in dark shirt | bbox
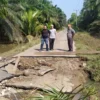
[67,24,75,51]
[40,25,50,51]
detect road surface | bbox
[17,28,76,56]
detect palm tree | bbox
[21,10,39,35]
[0,0,24,43]
[0,0,67,43]
[78,0,99,30]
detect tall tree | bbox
[0,0,24,42]
[0,0,67,43]
[78,0,100,34]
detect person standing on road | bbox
[67,24,75,51]
[40,25,50,51]
[49,24,57,50]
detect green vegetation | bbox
[74,32,100,51]
[26,85,98,100]
[74,31,100,81]
[74,31,100,83]
[0,0,67,43]
[73,0,100,84]
[78,0,100,33]
[74,31,100,99]
[69,0,100,35]
[86,56,100,82]
[0,37,40,57]
[68,13,78,30]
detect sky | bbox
[52,0,84,19]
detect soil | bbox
[4,57,86,92]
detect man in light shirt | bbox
[49,25,57,50]
[67,24,75,51]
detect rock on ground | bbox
[3,57,86,93]
[0,69,13,82]
[5,64,17,74]
[6,73,74,92]
[38,66,55,76]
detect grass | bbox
[74,31,100,99]
[86,56,100,82]
[74,31,100,82]
[74,32,100,51]
[26,85,98,100]
[0,37,40,57]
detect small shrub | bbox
[74,32,100,51]
[86,56,100,82]
[33,85,97,100]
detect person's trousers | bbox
[40,38,49,51]
[68,37,73,51]
[49,38,55,50]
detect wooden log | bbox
[14,56,20,72]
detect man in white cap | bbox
[49,24,57,50]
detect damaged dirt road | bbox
[0,56,87,100]
[0,29,87,100]
[5,57,86,91]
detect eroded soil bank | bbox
[0,57,87,100]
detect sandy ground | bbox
[17,28,76,56]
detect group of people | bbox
[40,24,75,52]
[40,24,56,51]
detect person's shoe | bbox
[68,50,73,52]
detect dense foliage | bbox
[78,0,100,33]
[0,0,67,43]
[68,13,78,30]
[69,0,100,35]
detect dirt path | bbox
[17,28,76,56]
[0,28,76,83]
[0,29,87,100]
